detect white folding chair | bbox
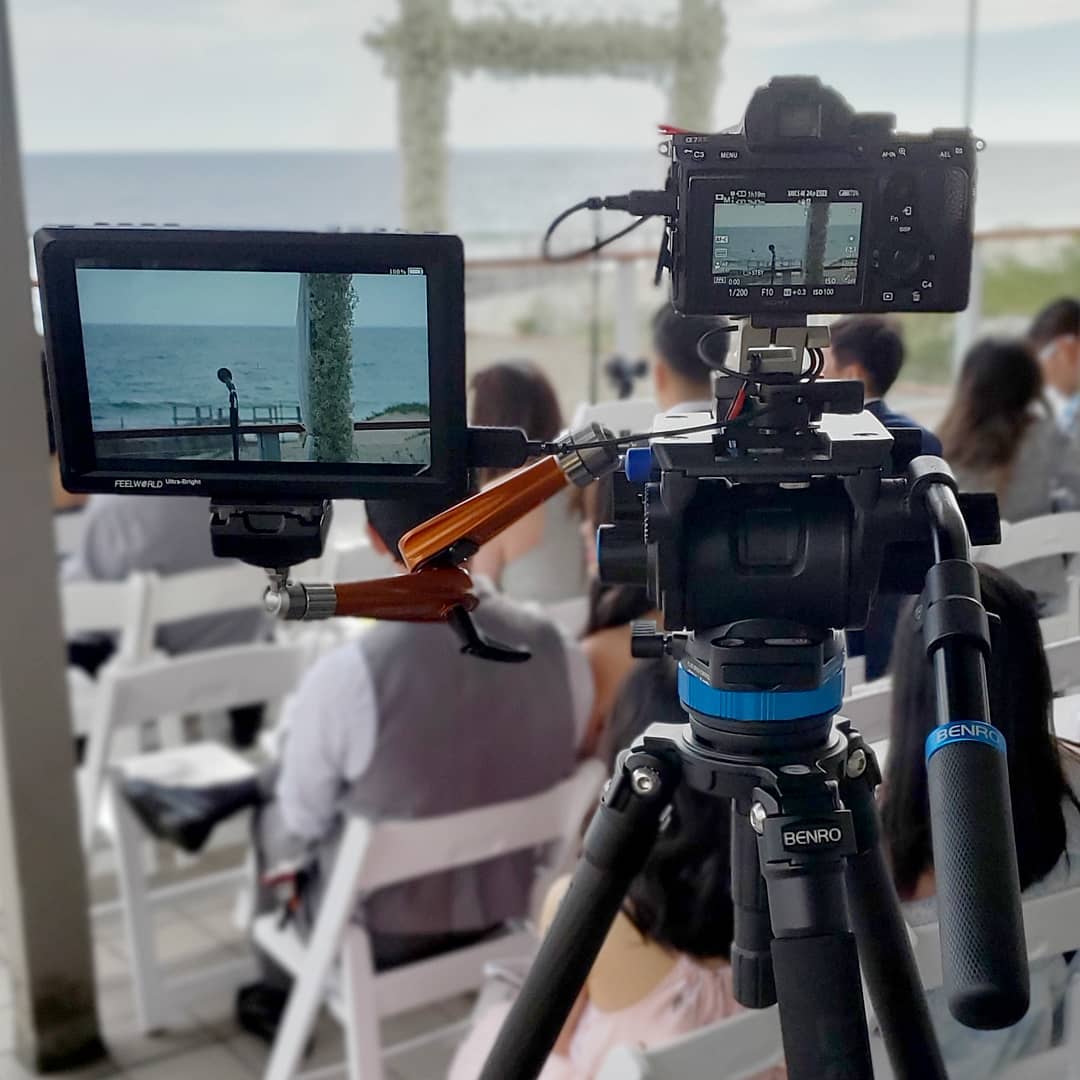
[886,883,1080,1080]
[62,574,151,668]
[136,562,269,658]
[62,574,153,746]
[843,635,1080,751]
[980,512,1080,643]
[596,1007,783,1080]
[1047,636,1080,698]
[138,563,273,744]
[256,758,606,1080]
[82,643,312,1031]
[53,507,87,559]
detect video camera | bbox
[665,75,978,317]
[38,76,1026,1080]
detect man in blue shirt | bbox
[822,315,943,458]
[822,315,941,679]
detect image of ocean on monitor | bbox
[712,200,862,287]
[77,267,431,467]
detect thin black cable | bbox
[696,324,738,369]
[540,417,726,455]
[542,207,651,263]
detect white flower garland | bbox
[368,0,725,230]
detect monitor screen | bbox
[711,198,863,289]
[76,266,432,469]
[36,228,466,501]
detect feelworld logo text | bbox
[114,477,202,489]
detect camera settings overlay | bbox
[711,187,864,298]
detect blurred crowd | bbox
[50,295,1080,1079]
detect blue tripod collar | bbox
[678,651,845,723]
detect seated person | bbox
[822,315,942,455]
[1028,297,1080,438]
[651,304,733,414]
[880,564,1080,1079]
[470,361,586,603]
[823,316,941,679]
[122,493,594,1036]
[449,659,783,1080]
[939,338,1080,612]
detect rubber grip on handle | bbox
[926,731,1029,1029]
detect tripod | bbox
[478,625,946,1080]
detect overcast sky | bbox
[9,0,1080,151]
[77,269,429,327]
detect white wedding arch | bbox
[367,0,725,230]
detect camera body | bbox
[668,76,977,317]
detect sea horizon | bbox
[21,144,1080,247]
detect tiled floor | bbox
[0,882,468,1080]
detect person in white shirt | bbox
[1029,297,1080,437]
[650,305,733,414]
[122,493,593,1039]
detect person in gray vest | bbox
[122,493,592,1037]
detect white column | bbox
[0,1,104,1069]
[952,242,984,373]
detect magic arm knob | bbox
[922,561,1029,1029]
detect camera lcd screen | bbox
[77,267,431,468]
[36,228,467,501]
[711,198,863,289]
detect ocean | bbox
[83,324,430,430]
[20,145,1080,255]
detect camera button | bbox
[886,241,923,281]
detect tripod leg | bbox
[731,799,776,1008]
[477,748,678,1080]
[755,782,873,1080]
[840,733,947,1080]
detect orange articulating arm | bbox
[399,422,620,572]
[399,456,568,572]
[267,566,476,623]
[266,423,620,653]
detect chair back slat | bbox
[143,564,267,626]
[99,642,309,731]
[353,760,605,893]
[982,512,1080,567]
